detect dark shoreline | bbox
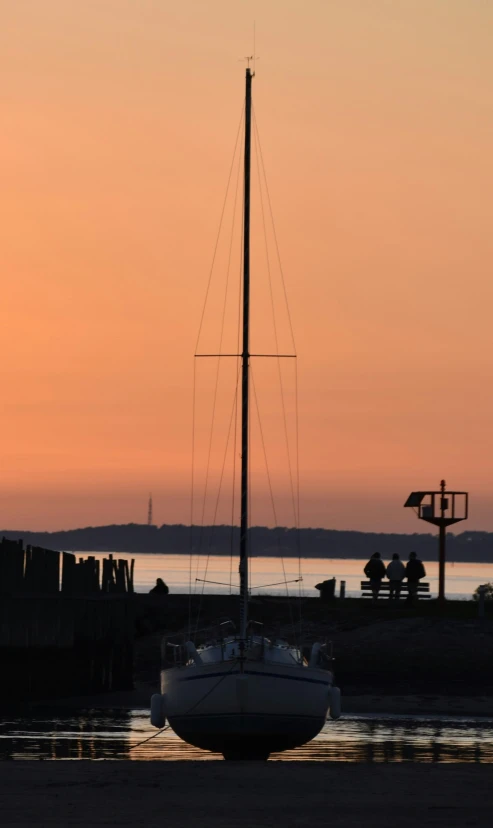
[2,523,492,563]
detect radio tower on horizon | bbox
[147,493,153,526]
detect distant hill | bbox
[0,523,492,563]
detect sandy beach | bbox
[1,761,491,827]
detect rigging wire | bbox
[189,105,244,636]
[193,375,242,639]
[252,108,298,532]
[192,107,245,594]
[252,107,297,356]
[228,358,240,595]
[294,360,303,648]
[253,105,304,644]
[127,725,170,754]
[250,363,297,647]
[195,108,243,584]
[183,660,238,714]
[229,143,245,595]
[188,360,197,641]
[229,377,239,595]
[128,662,238,755]
[194,105,245,354]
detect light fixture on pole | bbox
[404,480,468,602]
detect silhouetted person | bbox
[386,553,405,600]
[364,552,386,602]
[406,551,426,602]
[149,577,169,595]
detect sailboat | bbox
[150,67,341,760]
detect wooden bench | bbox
[360,580,431,599]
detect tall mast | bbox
[239,67,252,643]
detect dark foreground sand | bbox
[1,761,492,828]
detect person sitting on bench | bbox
[386,553,405,600]
[406,552,426,602]
[363,552,386,602]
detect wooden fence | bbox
[0,538,136,703]
[0,537,134,595]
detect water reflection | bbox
[1,711,493,762]
[302,716,493,764]
[0,711,132,761]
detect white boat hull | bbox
[161,655,333,759]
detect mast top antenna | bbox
[240,22,259,74]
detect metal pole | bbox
[239,68,252,645]
[438,479,446,602]
[438,523,446,602]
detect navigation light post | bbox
[404,480,468,603]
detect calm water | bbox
[73,552,492,600]
[2,711,493,763]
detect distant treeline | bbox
[0,524,492,563]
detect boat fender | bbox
[329,686,341,720]
[185,641,203,666]
[150,693,167,728]
[308,642,321,668]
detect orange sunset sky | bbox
[1,0,493,533]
